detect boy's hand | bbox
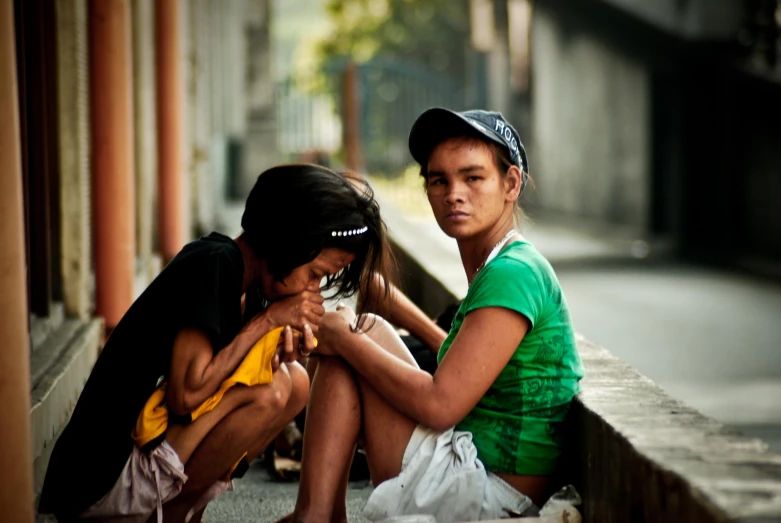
[314,304,358,356]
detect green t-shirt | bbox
[437,240,584,476]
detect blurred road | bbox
[527,220,781,453]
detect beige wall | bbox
[530,4,650,229]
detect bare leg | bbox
[328,446,356,523]
[160,362,310,522]
[291,356,362,522]
[246,361,310,462]
[290,315,420,522]
[186,507,205,523]
[354,315,420,484]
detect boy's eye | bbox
[428,177,445,186]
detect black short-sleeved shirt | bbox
[38,233,244,517]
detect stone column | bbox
[155,0,186,262]
[89,0,136,330]
[187,0,216,234]
[0,0,35,519]
[56,0,92,320]
[132,0,157,267]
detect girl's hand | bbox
[263,290,326,333]
[272,324,316,371]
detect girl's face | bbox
[425,137,520,240]
[259,248,356,301]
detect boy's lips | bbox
[445,210,469,221]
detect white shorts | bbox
[79,440,233,523]
[362,425,534,522]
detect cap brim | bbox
[409,107,502,166]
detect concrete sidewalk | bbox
[206,464,373,523]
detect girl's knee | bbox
[248,362,309,414]
[250,374,292,413]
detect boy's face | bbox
[424,137,519,240]
[259,247,355,302]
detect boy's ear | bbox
[504,166,523,201]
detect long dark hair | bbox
[241,164,394,329]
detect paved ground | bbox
[205,466,373,523]
[553,259,781,452]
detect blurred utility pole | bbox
[156,0,185,264]
[342,60,364,173]
[0,0,35,519]
[469,0,511,115]
[488,0,510,115]
[90,0,136,332]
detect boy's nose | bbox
[445,189,465,205]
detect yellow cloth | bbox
[132,326,315,448]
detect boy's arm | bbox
[370,273,448,352]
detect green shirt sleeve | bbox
[465,255,545,328]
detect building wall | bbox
[242,0,280,199]
[601,0,743,40]
[529,3,651,229]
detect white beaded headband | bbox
[331,226,368,237]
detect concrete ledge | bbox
[30,317,103,498]
[570,337,781,522]
[374,191,781,522]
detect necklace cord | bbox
[471,229,517,283]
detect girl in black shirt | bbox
[38,164,395,522]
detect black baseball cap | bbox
[409,107,529,177]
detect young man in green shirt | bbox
[282,108,584,522]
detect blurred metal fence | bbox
[275,73,343,159]
[275,56,473,177]
[356,56,468,176]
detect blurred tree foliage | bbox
[305,0,474,176]
[316,0,471,82]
